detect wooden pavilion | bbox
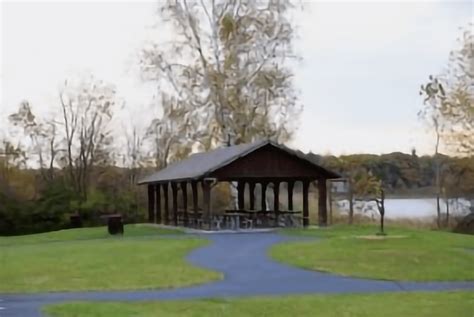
[138,140,340,229]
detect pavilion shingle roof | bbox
[138,140,340,185]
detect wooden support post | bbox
[171,183,178,226]
[327,179,332,225]
[155,184,161,224]
[163,183,169,225]
[202,181,212,230]
[237,181,245,210]
[191,181,199,228]
[273,181,280,226]
[318,179,328,226]
[287,181,294,211]
[181,182,188,226]
[302,180,310,227]
[147,184,155,223]
[261,182,268,211]
[249,182,256,210]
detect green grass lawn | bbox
[0,224,220,293]
[44,291,474,317]
[271,225,474,281]
[0,224,182,246]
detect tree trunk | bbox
[436,194,441,228]
[378,190,385,235]
[435,131,441,229]
[380,213,384,234]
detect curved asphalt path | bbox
[1,232,473,317]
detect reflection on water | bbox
[335,198,473,219]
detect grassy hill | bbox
[0,224,221,293]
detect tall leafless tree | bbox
[57,75,117,200]
[420,76,446,228]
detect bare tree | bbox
[0,140,26,191]
[140,0,301,152]
[123,124,147,185]
[57,75,117,200]
[337,157,362,224]
[8,101,58,183]
[420,76,446,228]
[145,94,199,169]
[441,158,473,226]
[353,169,386,234]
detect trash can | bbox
[106,214,124,235]
[70,214,83,228]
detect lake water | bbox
[335,198,473,219]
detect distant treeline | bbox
[1,151,473,235]
[305,152,474,198]
[0,164,148,235]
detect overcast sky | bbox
[1,0,472,155]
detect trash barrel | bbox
[70,214,83,228]
[107,214,124,235]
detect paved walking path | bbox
[1,232,473,317]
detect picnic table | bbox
[278,211,303,227]
[223,212,249,230]
[225,209,302,228]
[181,211,203,228]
